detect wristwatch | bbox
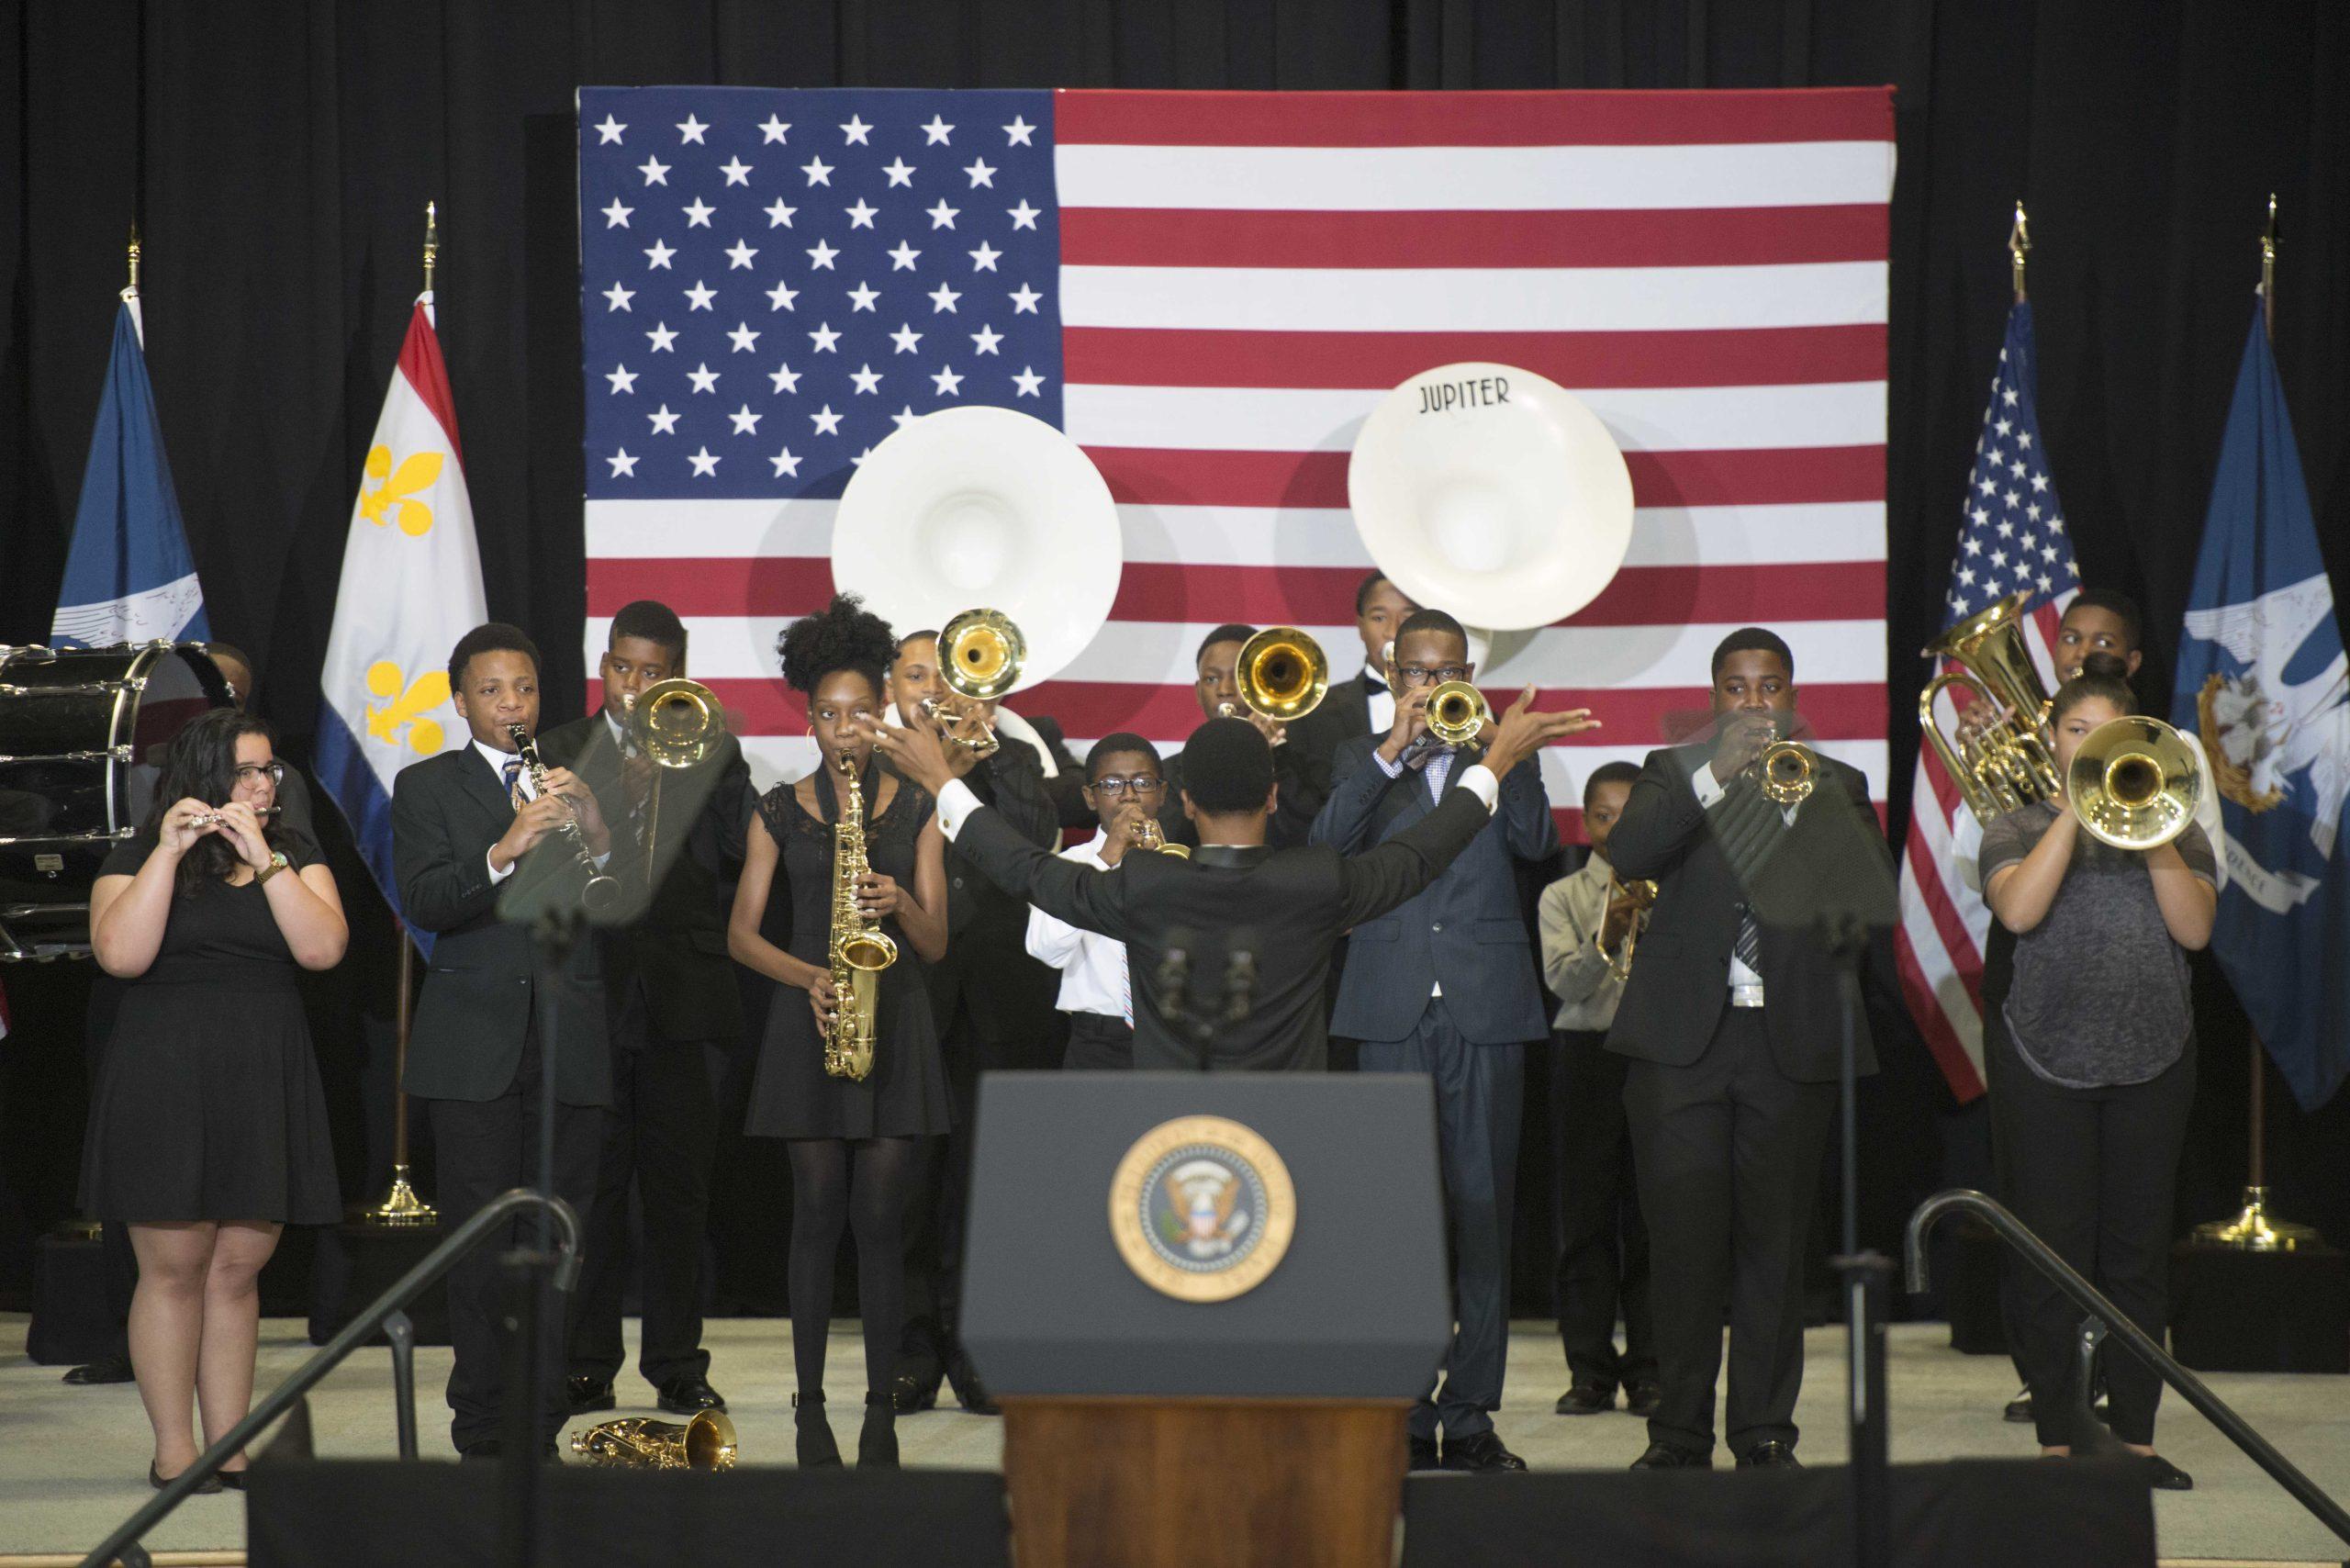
[253,851,290,888]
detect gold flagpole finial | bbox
[123,224,142,303]
[423,201,440,297]
[2008,202,2031,305]
[2260,193,2277,342]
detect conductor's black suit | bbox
[1604,740,1883,1462]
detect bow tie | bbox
[1364,672,1389,696]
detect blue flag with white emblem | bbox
[51,301,209,647]
[2171,305,2350,1112]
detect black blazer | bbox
[1024,712,1098,832]
[391,745,613,1106]
[1602,742,1885,1083]
[1312,734,1556,1046]
[953,781,1495,1071]
[1156,738,1319,851]
[539,712,753,1044]
[911,740,1063,1047]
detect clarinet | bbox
[507,723,623,915]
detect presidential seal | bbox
[1108,1115,1296,1303]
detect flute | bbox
[187,804,282,830]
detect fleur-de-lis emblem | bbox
[359,445,444,537]
[365,661,450,753]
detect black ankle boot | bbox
[794,1392,842,1468]
[858,1389,900,1468]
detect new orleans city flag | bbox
[315,295,487,928]
[2172,304,2350,1112]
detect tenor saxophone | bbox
[823,749,897,1081]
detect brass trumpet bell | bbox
[1133,814,1191,859]
[1233,626,1328,723]
[939,608,1024,702]
[570,1409,738,1470]
[2068,715,2201,850]
[1919,589,2063,818]
[1758,740,1817,806]
[628,678,727,769]
[1424,681,1488,747]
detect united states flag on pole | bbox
[578,87,1895,838]
[1897,299,2079,1103]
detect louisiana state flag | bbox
[314,296,487,928]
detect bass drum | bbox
[0,642,232,960]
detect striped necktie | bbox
[503,758,525,811]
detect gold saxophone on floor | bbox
[823,749,896,1081]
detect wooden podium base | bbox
[1002,1396,1408,1568]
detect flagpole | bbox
[123,224,140,303]
[2191,195,2319,1253]
[2009,201,2030,304]
[422,200,438,298]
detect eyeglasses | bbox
[233,762,285,786]
[1088,776,1165,798]
[1396,665,1471,688]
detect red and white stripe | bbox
[1896,599,2071,1103]
[584,87,1896,842]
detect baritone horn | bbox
[625,678,730,889]
[1226,626,1328,739]
[2067,715,2201,851]
[571,1409,738,1470]
[1920,589,2063,818]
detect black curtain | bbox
[4,1,2345,1311]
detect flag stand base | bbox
[2191,1185,2322,1251]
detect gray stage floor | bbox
[1,1315,2341,1562]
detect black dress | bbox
[79,831,341,1225]
[744,765,951,1140]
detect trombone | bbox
[625,678,730,887]
[2067,715,2201,850]
[1224,626,1327,742]
[924,608,1022,758]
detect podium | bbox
[961,1072,1451,1568]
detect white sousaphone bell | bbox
[831,405,1123,705]
[1348,361,1636,638]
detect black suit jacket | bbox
[906,739,1063,1047]
[1603,742,1886,1083]
[953,781,1495,1070]
[391,745,613,1105]
[540,712,753,1043]
[1024,712,1098,832]
[1157,738,1319,852]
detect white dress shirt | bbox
[477,735,610,883]
[1363,671,1394,735]
[1024,830,1129,1021]
[1687,751,1799,992]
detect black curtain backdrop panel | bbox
[1,0,2344,1317]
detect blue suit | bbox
[1311,733,1556,1447]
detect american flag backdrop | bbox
[577,86,1896,841]
[1897,299,2079,1103]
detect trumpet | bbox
[507,723,624,915]
[1602,872,1660,982]
[1131,813,1191,860]
[1920,589,2063,818]
[1399,679,1490,767]
[1756,738,1817,807]
[1221,626,1327,743]
[2067,715,2201,851]
[185,804,281,830]
[923,608,1023,758]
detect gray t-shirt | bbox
[1980,801,2216,1089]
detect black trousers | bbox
[1625,1008,1834,1459]
[1061,1011,1133,1070]
[567,984,722,1388]
[900,1000,1060,1381]
[1988,1029,2195,1447]
[1360,1000,1525,1442]
[1550,1027,1655,1393]
[427,1017,605,1453]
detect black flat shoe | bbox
[66,1354,136,1385]
[946,1355,999,1416]
[1555,1383,1616,1417]
[458,1439,502,1462]
[890,1368,941,1414]
[216,1469,248,1491]
[2004,1385,2033,1423]
[150,1462,223,1494]
[655,1374,725,1415]
[565,1375,617,1415]
[1738,1441,1802,1469]
[1625,1382,1663,1418]
[1630,1442,1711,1470]
[2143,1453,2193,1491]
[794,1392,842,1468]
[1440,1432,1528,1473]
[858,1390,900,1469]
[1407,1435,1442,1472]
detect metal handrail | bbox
[80,1188,582,1568]
[1908,1188,2350,1547]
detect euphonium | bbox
[1602,873,1660,983]
[570,1409,738,1470]
[507,722,624,915]
[2067,715,2201,851]
[923,608,1023,758]
[1919,589,2063,818]
[823,749,896,1081]
[1224,627,1328,741]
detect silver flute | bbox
[187,804,281,829]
